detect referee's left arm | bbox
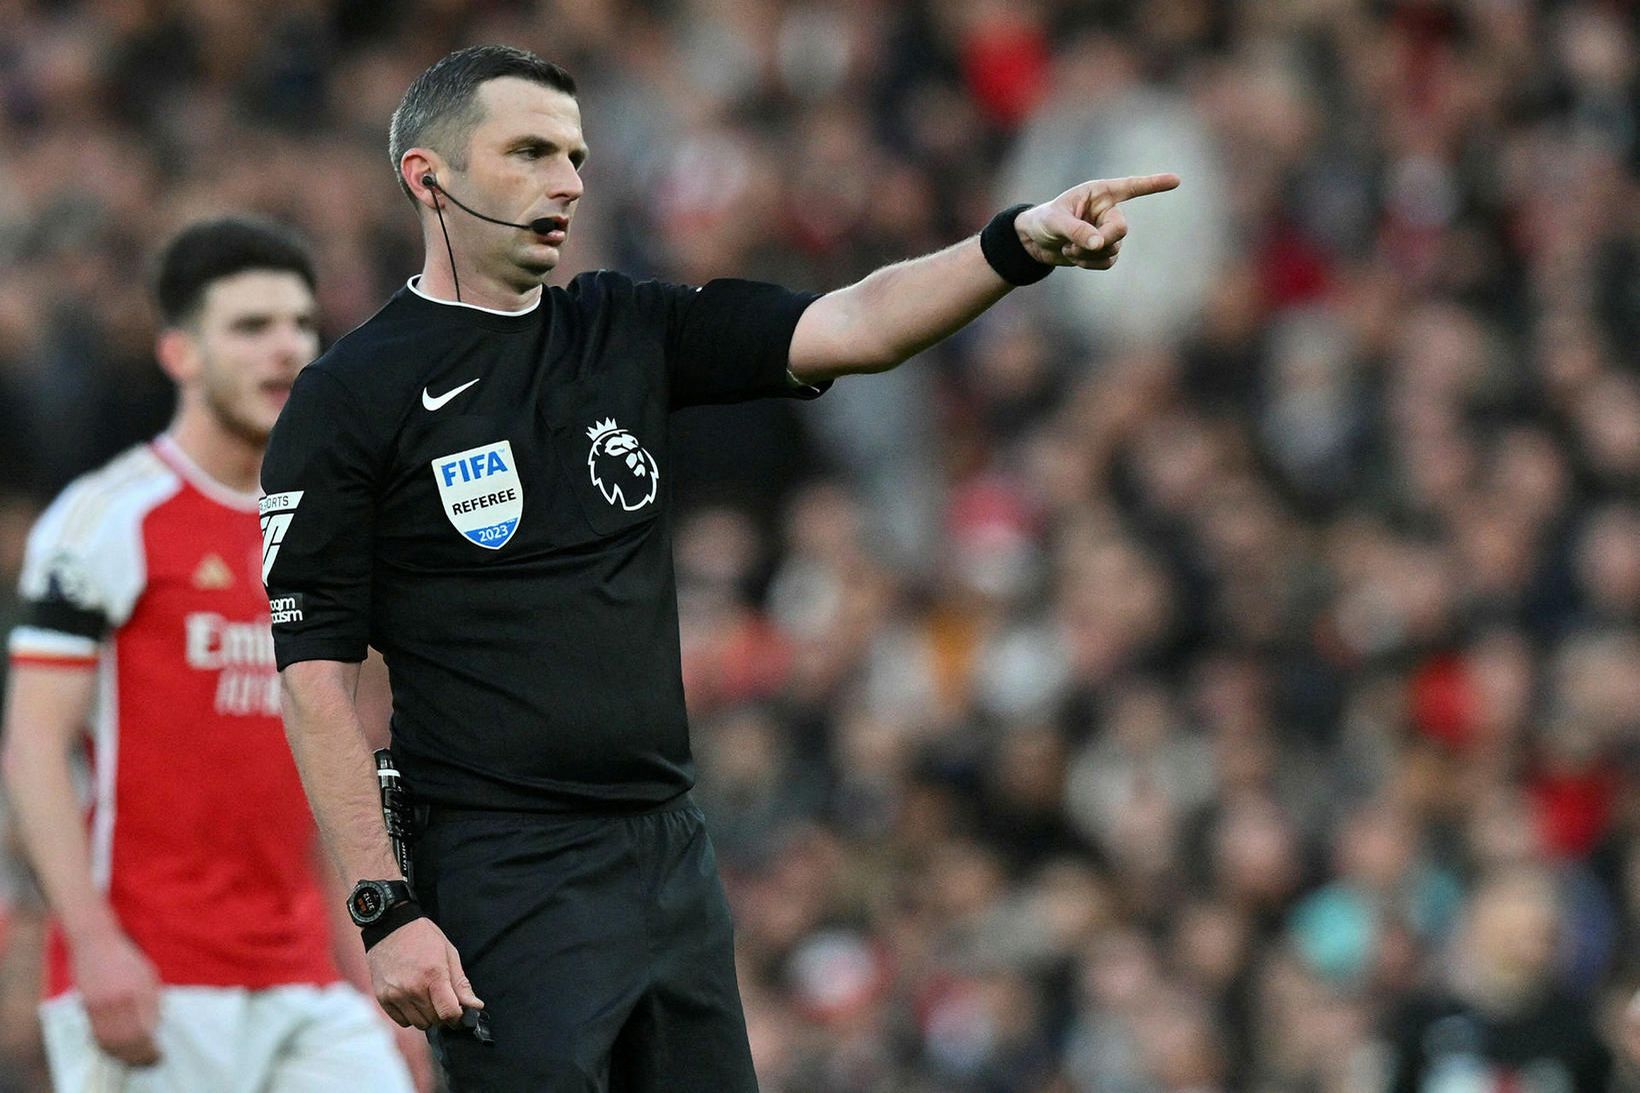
[787,173,1179,383]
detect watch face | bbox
[350,882,386,924]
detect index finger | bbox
[1105,173,1181,202]
[429,978,465,1025]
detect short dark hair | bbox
[389,45,577,202]
[154,217,316,327]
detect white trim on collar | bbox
[407,276,542,317]
[151,434,262,512]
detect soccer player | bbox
[0,219,415,1091]
[262,44,1176,1091]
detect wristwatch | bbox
[347,879,415,927]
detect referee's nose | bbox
[548,155,583,208]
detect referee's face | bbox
[180,270,319,444]
[450,78,587,284]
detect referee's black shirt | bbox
[260,273,824,811]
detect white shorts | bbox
[39,982,414,1093]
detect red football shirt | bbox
[10,436,338,995]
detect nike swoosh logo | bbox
[422,378,480,411]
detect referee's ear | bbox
[400,150,443,212]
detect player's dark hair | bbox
[154,217,316,327]
[389,44,578,202]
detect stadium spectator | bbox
[1386,866,1614,1089]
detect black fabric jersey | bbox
[260,273,824,811]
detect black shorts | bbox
[413,796,757,1092]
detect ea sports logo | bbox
[586,418,659,511]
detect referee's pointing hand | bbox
[369,918,484,1030]
[1014,173,1181,271]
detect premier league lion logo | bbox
[585,418,660,511]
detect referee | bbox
[262,44,1177,1092]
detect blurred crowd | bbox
[2,0,1638,1089]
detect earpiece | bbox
[421,173,438,189]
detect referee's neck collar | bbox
[407,276,542,317]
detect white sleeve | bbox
[9,452,175,664]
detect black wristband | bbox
[981,203,1054,286]
[361,900,426,951]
